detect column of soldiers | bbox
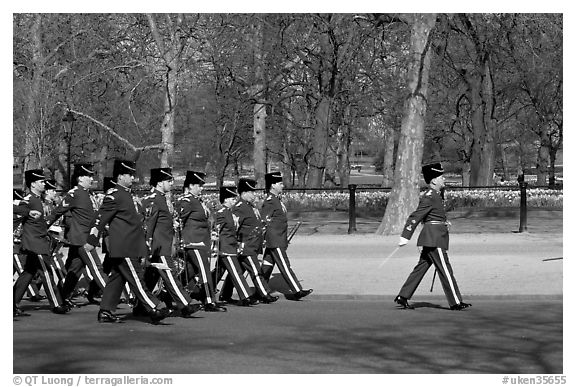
[13,159,313,323]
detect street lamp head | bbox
[62,110,76,122]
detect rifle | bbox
[287,221,302,245]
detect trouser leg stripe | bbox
[125,258,156,308]
[227,256,249,298]
[275,248,301,291]
[193,250,213,304]
[85,248,107,289]
[160,256,188,304]
[14,255,37,295]
[247,257,267,295]
[437,248,460,305]
[37,255,60,307]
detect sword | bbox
[542,257,562,262]
[378,246,400,269]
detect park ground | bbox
[12,207,565,378]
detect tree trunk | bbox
[536,137,549,186]
[252,18,267,187]
[381,125,395,188]
[23,14,43,174]
[376,14,437,235]
[468,52,496,186]
[147,14,184,169]
[159,74,177,167]
[307,96,331,188]
[336,125,351,188]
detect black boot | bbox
[394,295,414,309]
[97,309,122,323]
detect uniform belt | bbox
[423,221,446,225]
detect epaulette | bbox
[265,195,273,201]
[108,188,118,194]
[180,196,190,202]
[425,189,433,196]
[217,208,226,213]
[234,201,243,207]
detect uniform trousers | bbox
[262,247,303,293]
[13,251,40,297]
[220,254,271,300]
[215,254,253,300]
[398,246,463,307]
[184,248,216,304]
[62,245,109,299]
[100,257,163,313]
[13,251,64,308]
[143,255,194,309]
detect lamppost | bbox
[62,110,77,189]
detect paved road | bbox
[12,211,564,377]
[13,297,562,374]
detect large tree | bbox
[377,13,437,235]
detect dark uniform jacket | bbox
[13,203,26,249]
[141,189,174,257]
[261,193,288,249]
[16,193,51,255]
[215,206,239,255]
[233,199,264,256]
[47,185,97,246]
[177,193,211,250]
[87,185,147,258]
[401,188,449,250]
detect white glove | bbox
[398,237,409,247]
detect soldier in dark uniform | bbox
[215,186,259,306]
[13,170,69,316]
[139,167,202,318]
[394,162,472,311]
[177,171,226,312]
[13,188,42,302]
[261,172,313,300]
[48,164,109,308]
[85,160,170,324]
[220,178,278,304]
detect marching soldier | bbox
[177,171,226,312]
[13,188,42,302]
[139,167,202,318]
[394,162,472,311]
[215,186,259,306]
[261,172,312,300]
[47,164,109,308]
[220,178,278,304]
[13,170,69,316]
[85,160,170,324]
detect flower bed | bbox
[133,188,562,213]
[279,188,563,212]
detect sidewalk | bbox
[272,208,563,299]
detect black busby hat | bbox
[150,167,174,187]
[13,189,24,201]
[45,179,58,190]
[238,178,257,194]
[219,186,238,203]
[265,171,283,189]
[102,177,115,192]
[24,169,46,187]
[113,159,136,179]
[184,171,206,187]
[73,163,95,178]
[422,162,444,184]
